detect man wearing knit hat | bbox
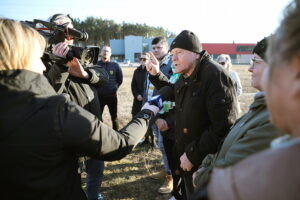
[190,36,282,197]
[146,30,238,199]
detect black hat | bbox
[253,36,269,60]
[170,30,202,53]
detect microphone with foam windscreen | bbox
[55,25,88,41]
[65,27,89,41]
[148,86,174,110]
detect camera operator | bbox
[0,18,159,200]
[43,14,109,200]
[44,14,108,119]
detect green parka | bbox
[193,92,282,188]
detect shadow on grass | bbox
[102,176,171,200]
[82,145,171,200]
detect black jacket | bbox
[150,51,238,168]
[0,70,155,200]
[158,108,176,140]
[131,65,147,115]
[45,62,109,118]
[96,60,123,96]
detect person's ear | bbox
[291,53,300,99]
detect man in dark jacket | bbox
[146,30,238,199]
[97,46,123,131]
[0,18,159,200]
[131,53,148,116]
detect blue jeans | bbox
[152,124,171,174]
[86,158,104,200]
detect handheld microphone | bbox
[147,86,174,110]
[148,95,163,110]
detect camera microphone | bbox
[32,19,89,41]
[55,25,88,41]
[66,27,88,41]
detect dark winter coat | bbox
[131,65,147,115]
[45,62,109,118]
[0,69,155,200]
[149,51,238,168]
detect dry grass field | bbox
[92,65,257,200]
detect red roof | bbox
[202,43,256,55]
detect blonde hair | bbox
[0,18,46,71]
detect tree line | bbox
[73,17,176,46]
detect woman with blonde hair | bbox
[0,18,158,200]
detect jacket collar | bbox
[0,70,57,138]
[249,92,266,110]
[0,69,56,97]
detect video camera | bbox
[23,19,99,66]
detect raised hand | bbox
[145,52,160,76]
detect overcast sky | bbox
[0,0,292,43]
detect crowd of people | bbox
[0,0,300,199]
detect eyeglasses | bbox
[140,58,147,61]
[218,62,226,65]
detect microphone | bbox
[147,86,174,110]
[33,19,88,41]
[66,27,88,41]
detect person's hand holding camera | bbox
[52,42,69,58]
[67,57,89,79]
[52,42,89,79]
[146,52,160,76]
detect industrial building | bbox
[109,36,255,64]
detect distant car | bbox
[123,59,131,65]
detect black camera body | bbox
[23,19,99,66]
